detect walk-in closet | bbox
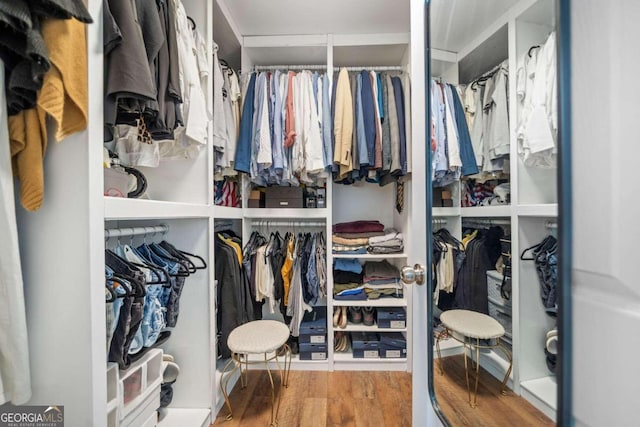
[1,0,570,426]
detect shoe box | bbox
[299,306,327,344]
[265,186,303,208]
[351,332,380,358]
[299,342,328,360]
[378,332,407,358]
[433,187,454,207]
[376,307,406,328]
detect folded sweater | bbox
[333,220,384,233]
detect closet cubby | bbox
[515,0,557,206]
[104,218,213,426]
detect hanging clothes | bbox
[104,0,209,161]
[0,62,32,405]
[8,14,90,211]
[517,32,557,168]
[521,234,558,316]
[242,229,326,336]
[233,69,330,186]
[215,230,254,358]
[431,79,479,187]
[454,226,504,314]
[105,236,206,367]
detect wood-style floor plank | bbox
[435,355,555,427]
[212,364,553,426]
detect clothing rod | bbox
[254,65,326,70]
[462,218,511,226]
[251,220,325,227]
[105,224,168,239]
[339,66,404,71]
[253,65,404,71]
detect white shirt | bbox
[174,0,208,150]
[444,87,462,168]
[213,42,229,160]
[302,71,325,176]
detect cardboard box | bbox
[378,332,407,348]
[379,343,407,358]
[248,190,264,208]
[299,307,327,344]
[353,348,380,358]
[265,186,303,208]
[351,332,379,350]
[376,307,406,329]
[299,342,328,360]
[440,190,452,200]
[441,199,454,207]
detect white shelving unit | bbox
[209,5,417,378]
[158,409,211,427]
[332,253,408,259]
[12,0,559,425]
[335,324,407,333]
[521,376,558,420]
[333,299,408,308]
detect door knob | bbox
[401,264,426,285]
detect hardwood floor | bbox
[212,360,553,427]
[212,370,411,427]
[434,355,555,427]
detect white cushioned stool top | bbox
[440,310,505,339]
[228,320,290,354]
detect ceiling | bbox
[430,0,517,53]
[220,0,410,36]
[214,0,523,68]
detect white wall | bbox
[571,1,640,426]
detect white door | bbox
[570,3,640,426]
[406,0,444,425]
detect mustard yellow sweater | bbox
[9,17,88,211]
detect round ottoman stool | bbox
[220,320,292,426]
[435,309,512,408]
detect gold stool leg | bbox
[472,338,481,408]
[496,339,513,395]
[462,342,474,408]
[242,353,249,389]
[220,355,240,421]
[435,329,447,375]
[283,343,292,387]
[264,352,279,427]
[275,347,284,385]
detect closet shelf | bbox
[213,205,244,219]
[334,323,407,332]
[104,197,210,220]
[460,205,511,217]
[432,207,461,217]
[332,298,407,307]
[333,353,407,363]
[157,408,211,427]
[332,253,408,259]
[521,376,558,416]
[517,204,558,217]
[244,208,328,219]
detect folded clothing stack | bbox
[363,260,403,299]
[333,259,403,300]
[333,259,366,300]
[332,221,404,254]
[367,229,404,254]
